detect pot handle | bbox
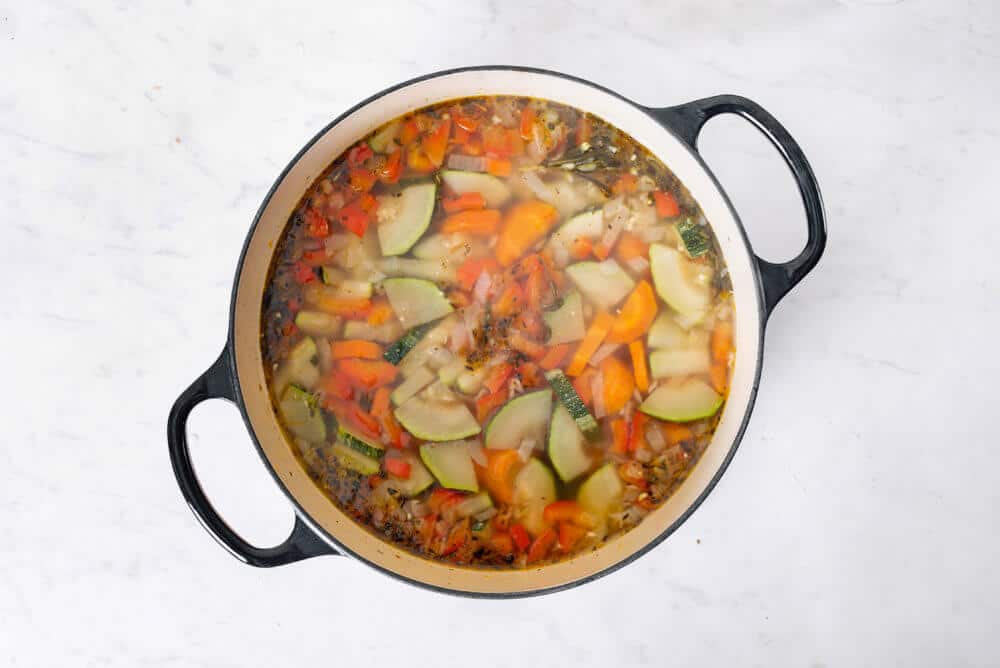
[168,349,339,566]
[649,95,827,316]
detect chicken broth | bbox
[261,96,734,568]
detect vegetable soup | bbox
[262,96,734,568]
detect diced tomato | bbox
[452,106,481,132]
[510,524,531,552]
[300,248,329,266]
[475,388,508,423]
[384,457,411,479]
[543,500,594,528]
[337,202,369,237]
[558,522,587,552]
[349,167,377,193]
[319,372,353,401]
[653,189,681,217]
[378,149,402,183]
[526,527,557,563]
[610,417,629,455]
[304,208,330,238]
[627,412,648,454]
[442,518,469,556]
[428,488,464,514]
[618,460,648,489]
[456,257,499,291]
[482,125,523,158]
[483,363,514,395]
[347,143,374,166]
[286,297,301,314]
[292,261,317,285]
[517,361,544,388]
[491,531,514,555]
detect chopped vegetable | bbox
[485,390,553,450]
[606,280,658,344]
[598,355,634,415]
[442,192,486,213]
[566,260,635,310]
[710,320,734,393]
[495,200,560,266]
[420,441,478,492]
[383,322,434,365]
[676,218,709,257]
[653,189,681,218]
[545,369,599,438]
[383,278,455,329]
[566,311,614,377]
[538,343,572,371]
[440,209,501,236]
[639,378,723,422]
[628,340,650,393]
[330,340,383,360]
[395,396,481,441]
[375,182,437,256]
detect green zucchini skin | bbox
[545,369,599,439]
[384,322,434,365]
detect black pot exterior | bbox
[167,66,826,597]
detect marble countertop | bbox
[3,1,998,665]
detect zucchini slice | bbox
[384,321,434,365]
[639,378,722,422]
[513,458,558,537]
[390,366,436,406]
[343,318,404,344]
[285,336,320,389]
[277,385,327,443]
[484,390,553,450]
[337,426,384,459]
[676,218,709,258]
[386,452,434,497]
[646,312,689,349]
[577,463,624,521]
[383,278,455,329]
[649,243,710,319]
[331,442,380,475]
[441,170,512,208]
[547,403,592,483]
[547,208,604,255]
[419,441,479,492]
[543,291,586,345]
[394,396,481,441]
[455,492,494,518]
[545,369,598,438]
[649,348,712,378]
[368,120,401,153]
[376,182,436,256]
[293,311,342,338]
[566,259,636,310]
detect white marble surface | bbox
[3,1,999,665]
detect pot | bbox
[167,66,826,597]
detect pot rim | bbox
[176,65,824,597]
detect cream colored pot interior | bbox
[232,69,763,594]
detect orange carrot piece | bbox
[612,173,638,195]
[628,340,650,393]
[606,280,658,344]
[366,298,394,326]
[485,158,512,177]
[509,330,546,360]
[484,362,515,395]
[566,311,614,376]
[330,340,383,360]
[493,281,525,317]
[610,417,629,454]
[660,422,694,446]
[456,257,500,291]
[520,105,537,141]
[495,200,559,266]
[476,387,508,424]
[422,118,451,167]
[653,189,680,217]
[543,500,594,528]
[710,320,734,393]
[442,192,485,214]
[539,343,572,371]
[336,358,398,390]
[599,355,635,415]
[615,232,649,264]
[440,209,501,236]
[627,412,647,453]
[571,367,595,407]
[483,450,521,505]
[571,236,594,260]
[558,522,587,552]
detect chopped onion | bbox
[325,234,355,252]
[475,507,498,521]
[626,257,650,275]
[405,499,428,518]
[508,376,524,399]
[637,225,667,243]
[550,242,570,268]
[590,342,622,366]
[467,440,487,467]
[447,153,488,172]
[645,425,666,452]
[600,196,628,252]
[518,438,537,462]
[635,448,654,464]
[316,337,333,374]
[426,345,454,370]
[449,320,470,354]
[473,270,492,304]
[591,372,606,418]
[521,169,552,202]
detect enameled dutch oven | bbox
[168,66,826,597]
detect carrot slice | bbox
[485,158,512,177]
[476,387,508,423]
[442,192,486,214]
[571,367,595,407]
[558,522,587,552]
[330,340,382,360]
[571,236,594,260]
[628,340,650,393]
[615,232,649,264]
[606,280,658,344]
[566,311,614,376]
[495,200,559,266]
[610,417,629,454]
[520,105,537,141]
[440,209,501,236]
[599,355,635,415]
[538,343,572,371]
[366,298,394,326]
[422,118,451,168]
[483,450,521,505]
[542,500,594,528]
[336,358,398,390]
[653,190,681,217]
[710,320,734,393]
[627,412,647,453]
[510,524,530,552]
